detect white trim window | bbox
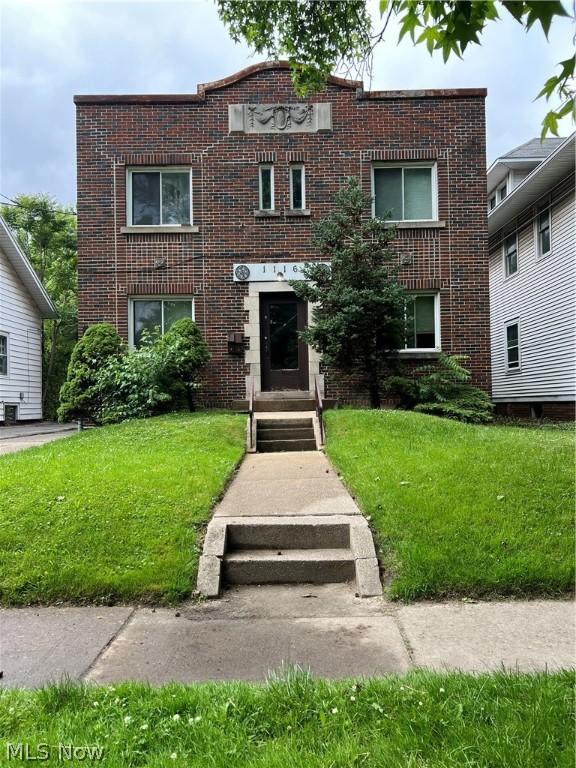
[503,233,518,277]
[127,168,192,226]
[404,294,440,351]
[0,334,7,375]
[506,321,520,370]
[536,208,551,257]
[488,194,497,212]
[498,182,507,202]
[373,163,437,222]
[289,165,305,210]
[259,165,274,211]
[130,297,194,347]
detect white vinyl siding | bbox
[489,190,575,401]
[0,248,44,420]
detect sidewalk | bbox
[1,588,573,687]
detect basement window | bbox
[128,168,192,226]
[131,298,194,347]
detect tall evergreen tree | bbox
[292,177,406,408]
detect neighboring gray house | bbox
[487,134,575,419]
[0,216,56,423]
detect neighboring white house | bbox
[487,134,575,419]
[0,216,56,423]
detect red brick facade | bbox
[75,61,490,406]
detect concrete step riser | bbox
[258,439,317,452]
[255,400,316,412]
[226,523,350,550]
[257,419,313,429]
[224,559,356,585]
[257,428,315,441]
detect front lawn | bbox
[0,413,245,606]
[1,670,572,767]
[325,409,574,600]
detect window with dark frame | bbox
[537,208,551,256]
[0,334,7,375]
[259,165,274,210]
[506,322,520,370]
[504,234,518,276]
[130,169,191,226]
[290,165,305,210]
[404,295,437,350]
[132,299,193,347]
[374,165,435,222]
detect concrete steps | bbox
[224,548,355,585]
[257,417,316,453]
[232,398,337,412]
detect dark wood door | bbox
[260,293,309,391]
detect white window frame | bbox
[259,165,275,211]
[372,162,438,223]
[128,296,195,347]
[505,319,521,372]
[289,164,306,210]
[0,332,8,376]
[126,167,193,227]
[503,233,518,278]
[498,181,507,202]
[535,207,552,259]
[488,194,497,212]
[401,293,441,353]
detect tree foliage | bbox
[216,0,574,137]
[291,177,406,408]
[1,195,77,418]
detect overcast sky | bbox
[1,0,573,207]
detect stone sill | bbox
[285,209,311,217]
[120,225,199,234]
[253,210,281,218]
[395,350,440,360]
[386,220,446,229]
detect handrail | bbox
[314,374,325,446]
[248,376,255,450]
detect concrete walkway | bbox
[0,422,76,455]
[1,589,573,687]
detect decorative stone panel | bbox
[229,103,332,134]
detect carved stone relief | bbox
[228,103,332,134]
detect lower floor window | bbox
[506,321,520,369]
[132,298,194,346]
[404,294,439,350]
[0,334,7,375]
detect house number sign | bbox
[233,262,329,282]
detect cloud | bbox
[1,0,573,204]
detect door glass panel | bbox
[269,302,298,370]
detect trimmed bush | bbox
[157,318,211,411]
[57,323,124,423]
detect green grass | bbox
[1,670,573,767]
[0,413,245,606]
[325,409,574,601]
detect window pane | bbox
[0,335,6,375]
[163,300,193,331]
[291,167,303,209]
[132,173,160,225]
[405,298,416,348]
[506,324,518,346]
[414,296,436,347]
[134,300,161,346]
[260,167,272,209]
[539,212,550,254]
[162,172,190,225]
[505,235,517,275]
[404,168,433,220]
[269,302,298,369]
[507,346,519,366]
[374,168,403,220]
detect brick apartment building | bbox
[74,61,490,406]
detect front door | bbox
[260,293,309,391]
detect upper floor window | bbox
[506,321,520,370]
[498,182,507,201]
[290,165,306,210]
[488,194,497,212]
[373,164,436,222]
[404,294,440,350]
[131,298,194,347]
[504,233,518,277]
[128,168,192,226]
[537,208,551,257]
[259,165,274,211]
[0,334,7,375]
